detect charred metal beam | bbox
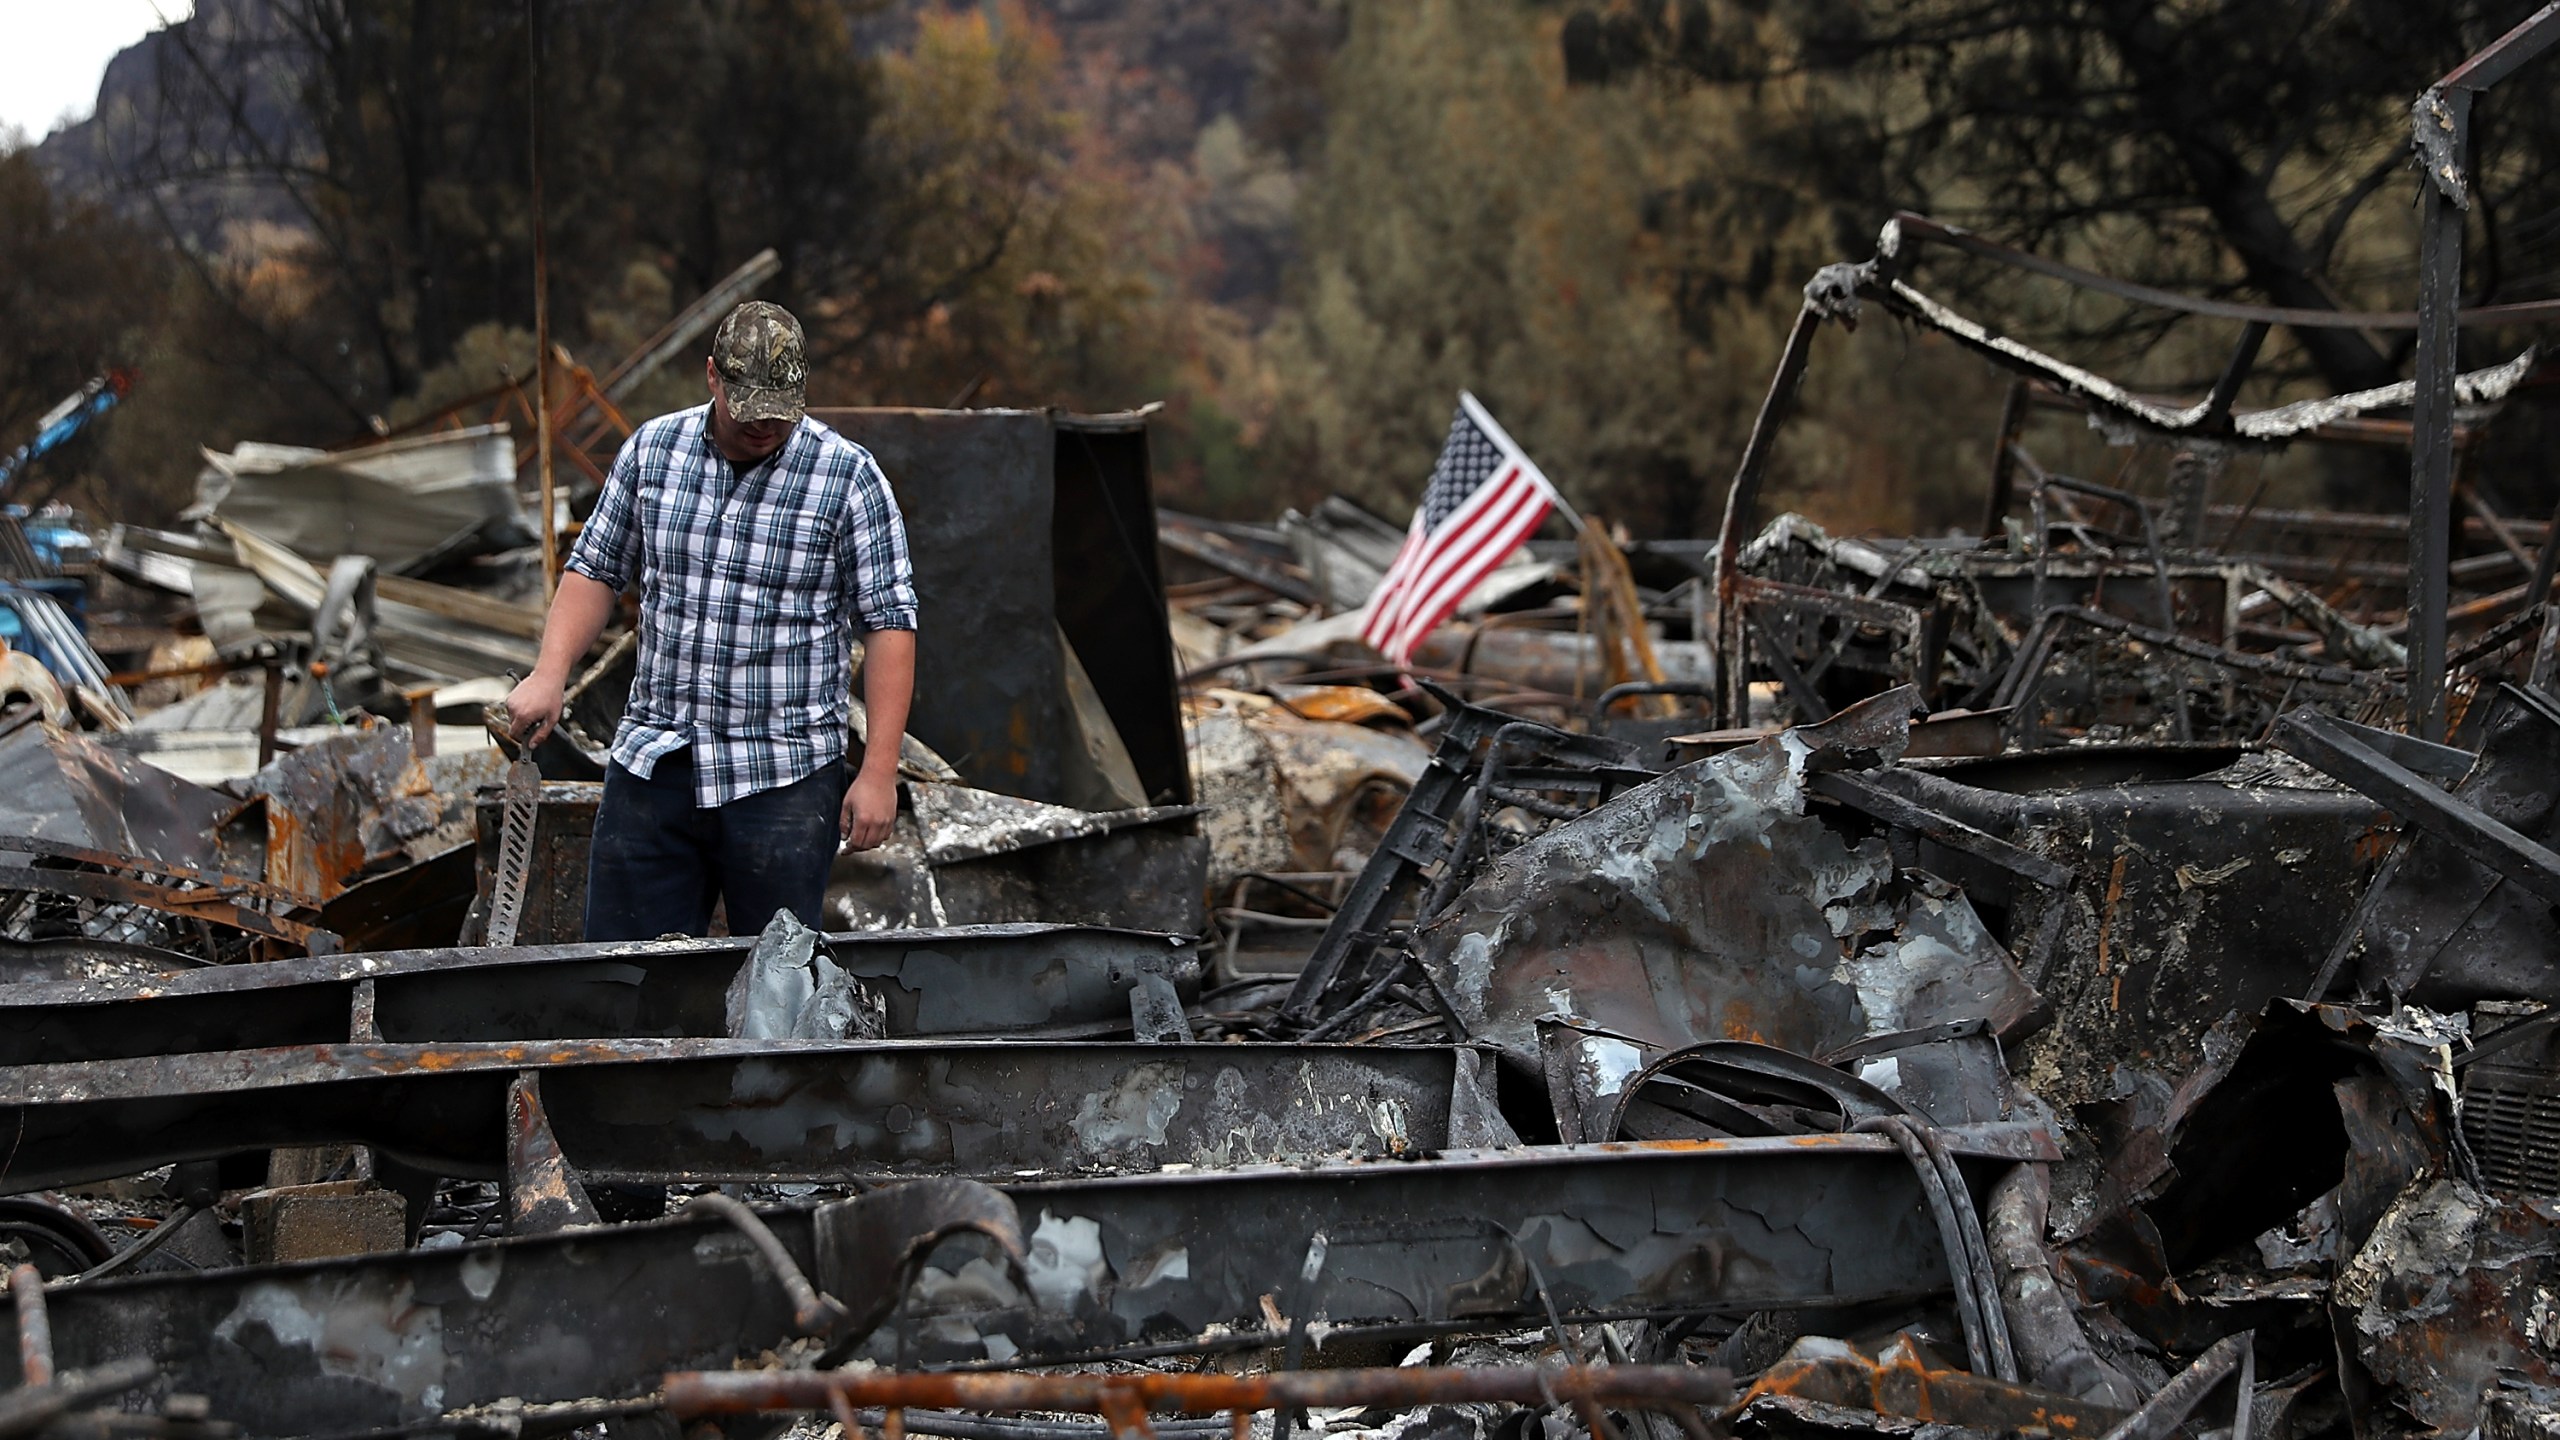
[1864,267,2535,446]
[2273,708,2560,912]
[2293,715,2474,783]
[2201,322,2272,434]
[1886,210,2560,330]
[0,924,1202,1067]
[1806,771,2073,891]
[2288,687,2560,1003]
[2408,7,2560,736]
[15,1133,2048,1434]
[1994,606,2391,723]
[662,1364,1737,1423]
[0,837,317,911]
[1714,300,1834,728]
[2408,84,2470,743]
[0,1040,1462,1193]
[1980,381,2033,542]
[0,862,334,953]
[1155,514,1321,607]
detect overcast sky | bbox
[0,1,196,144]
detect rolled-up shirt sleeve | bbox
[564,438,644,591]
[843,454,918,632]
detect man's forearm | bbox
[533,573,619,682]
[859,629,917,778]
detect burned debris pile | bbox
[10,43,2560,1440]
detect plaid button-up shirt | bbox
[565,406,918,806]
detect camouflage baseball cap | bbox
[711,301,808,424]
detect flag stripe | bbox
[1386,481,1550,662]
[1357,520,1430,652]
[1368,464,1523,650]
[1384,479,1545,663]
[1386,468,1540,651]
[1388,501,1550,666]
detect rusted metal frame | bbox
[256,655,283,768]
[2439,1,2560,90]
[2220,547,2518,588]
[2274,708,2560,912]
[0,1263,158,1433]
[662,1365,1736,1425]
[1887,210,2560,330]
[2407,8,2560,736]
[1745,612,1831,723]
[2025,475,2189,739]
[2531,497,2560,614]
[11,1134,2049,1432]
[1800,561,1922,694]
[12,1264,49,1387]
[2200,321,2273,432]
[2026,477,2180,635]
[1155,520,1322,607]
[0,835,319,911]
[1713,303,1829,728]
[1279,685,1636,1032]
[2382,575,2542,642]
[1734,1334,2128,1437]
[0,924,1202,1067]
[2447,600,2552,680]
[1998,606,2380,709]
[0,863,333,951]
[2536,604,2560,695]
[1979,380,2033,541]
[2204,503,2549,546]
[2461,484,2538,576]
[1851,1115,2015,1383]
[0,1040,1464,1195]
[2408,85,2470,742]
[1865,273,2536,451]
[1806,769,2075,893]
[2041,384,2474,452]
[527,0,559,602]
[1729,575,1928,723]
[2097,1332,2255,1440]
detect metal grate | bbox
[2463,1061,2560,1196]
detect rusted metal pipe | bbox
[1713,301,1826,728]
[12,1262,53,1387]
[256,656,283,769]
[2097,1332,2252,1440]
[677,1193,848,1335]
[663,1365,1734,1421]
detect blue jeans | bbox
[584,749,844,941]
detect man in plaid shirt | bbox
[504,302,918,940]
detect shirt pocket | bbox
[737,508,838,597]
[641,484,711,572]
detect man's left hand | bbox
[841,768,898,851]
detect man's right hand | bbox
[503,672,566,747]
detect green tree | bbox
[1564,0,2560,400]
[1261,0,1722,534]
[0,142,167,511]
[95,0,889,425]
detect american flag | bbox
[1359,393,1560,668]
